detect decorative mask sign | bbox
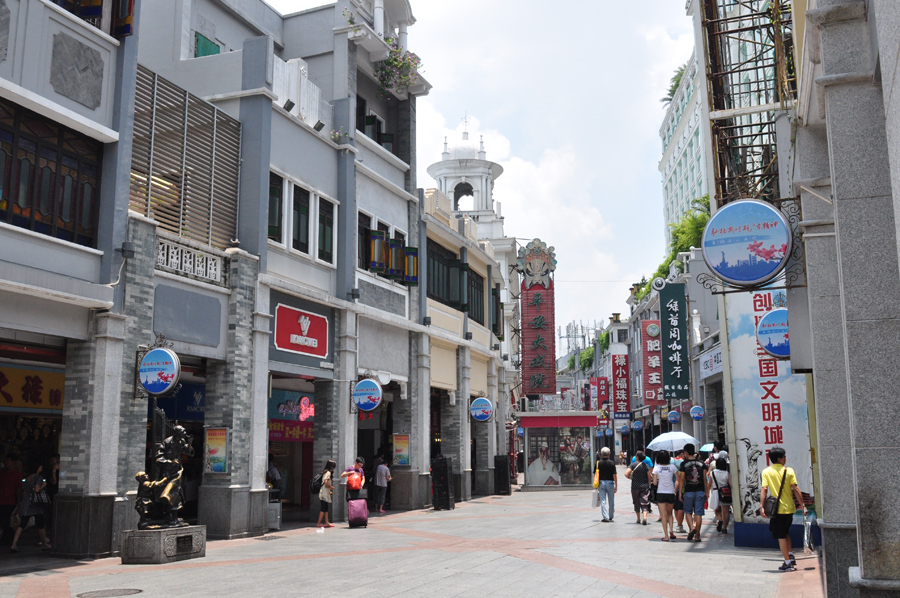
[757,308,790,359]
[139,348,181,396]
[701,200,792,286]
[690,405,705,421]
[611,354,631,419]
[352,379,383,412]
[632,420,643,432]
[518,239,558,395]
[641,320,665,406]
[469,397,494,422]
[658,281,690,400]
[668,410,681,424]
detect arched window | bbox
[454,182,474,211]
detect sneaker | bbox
[778,562,796,572]
[676,525,687,534]
[789,553,796,566]
[601,518,609,522]
[716,521,723,532]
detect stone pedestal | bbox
[121,525,206,564]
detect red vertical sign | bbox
[521,280,557,394]
[597,377,609,411]
[612,354,630,418]
[642,320,666,406]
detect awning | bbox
[519,415,603,428]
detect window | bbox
[375,221,391,278]
[427,239,460,308]
[292,186,310,253]
[318,198,334,263]
[358,212,371,270]
[491,285,503,337]
[195,33,220,58]
[365,114,383,143]
[356,95,367,133]
[0,99,101,247]
[468,269,485,325]
[268,173,283,242]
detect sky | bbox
[268,0,695,355]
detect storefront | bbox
[520,413,600,487]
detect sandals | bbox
[669,534,676,539]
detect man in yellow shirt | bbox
[760,446,807,572]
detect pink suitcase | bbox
[348,498,368,528]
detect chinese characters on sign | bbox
[0,366,65,410]
[641,320,665,406]
[518,239,557,395]
[611,354,631,420]
[659,282,690,399]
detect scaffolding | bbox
[703,0,796,208]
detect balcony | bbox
[0,0,120,142]
[272,57,333,135]
[156,232,228,287]
[424,189,452,226]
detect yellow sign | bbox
[0,366,64,410]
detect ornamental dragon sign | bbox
[517,240,557,395]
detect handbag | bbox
[763,469,787,517]
[31,488,51,506]
[712,471,732,505]
[347,472,362,491]
[648,483,658,504]
[591,489,600,509]
[592,463,600,489]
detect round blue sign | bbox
[470,397,494,422]
[757,308,790,359]
[690,406,705,421]
[352,379,383,412]
[668,410,681,424]
[620,425,630,435]
[139,348,180,396]
[701,200,792,287]
[632,421,643,431]
[517,427,524,436]
[605,429,614,437]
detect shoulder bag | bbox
[593,462,600,489]
[763,469,787,517]
[645,464,658,503]
[712,471,732,505]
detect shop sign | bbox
[352,379,383,412]
[153,382,205,422]
[517,427,524,436]
[611,354,630,418]
[277,396,315,421]
[701,199,792,286]
[605,428,614,437]
[632,420,643,431]
[593,377,609,414]
[659,282,690,399]
[679,401,692,413]
[641,320,665,406]
[393,434,410,465]
[690,405,705,420]
[0,365,64,411]
[757,308,790,359]
[667,410,681,424]
[139,348,181,396]
[725,289,812,523]
[470,397,494,422]
[273,304,329,359]
[589,377,599,410]
[699,345,723,380]
[204,427,229,473]
[620,425,630,435]
[268,419,313,442]
[518,239,557,395]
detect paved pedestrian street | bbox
[1,476,823,598]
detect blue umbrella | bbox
[700,443,715,452]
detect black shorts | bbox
[769,513,794,539]
[655,493,676,504]
[18,514,45,530]
[319,500,331,513]
[674,496,684,510]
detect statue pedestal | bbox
[121,525,206,564]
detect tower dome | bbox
[427,131,503,212]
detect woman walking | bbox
[10,464,51,552]
[315,460,336,528]
[708,457,732,533]
[625,450,651,525]
[652,451,679,541]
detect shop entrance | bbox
[356,380,397,507]
[268,375,316,518]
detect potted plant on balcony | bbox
[373,37,422,98]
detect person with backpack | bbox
[708,456,732,534]
[760,446,806,572]
[314,460,336,528]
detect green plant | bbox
[373,37,421,97]
[661,61,687,105]
[579,347,594,372]
[342,7,355,25]
[598,330,610,354]
[567,354,576,372]
[330,127,349,143]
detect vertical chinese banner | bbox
[611,355,630,419]
[659,283,690,400]
[597,377,609,414]
[589,377,600,411]
[725,290,812,523]
[518,240,557,396]
[641,320,665,406]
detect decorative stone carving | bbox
[0,0,10,62]
[50,33,103,110]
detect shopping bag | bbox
[591,489,600,509]
[803,514,815,555]
[592,466,600,489]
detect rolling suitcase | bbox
[348,498,368,528]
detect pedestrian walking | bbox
[652,451,678,541]
[595,447,617,522]
[672,449,686,533]
[315,459,336,528]
[675,443,709,542]
[624,450,651,525]
[708,456,732,534]
[341,457,366,500]
[0,454,22,545]
[374,455,392,514]
[760,447,806,572]
[10,463,51,553]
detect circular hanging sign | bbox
[352,379,383,412]
[517,427,524,436]
[690,406,705,421]
[701,200,792,287]
[605,429,614,437]
[620,425,630,435]
[646,323,660,338]
[469,397,494,422]
[757,308,791,359]
[632,420,643,431]
[668,410,681,424]
[139,348,181,396]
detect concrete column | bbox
[810,2,900,593]
[373,0,384,38]
[457,346,471,501]
[332,309,359,521]
[473,359,497,495]
[249,285,272,508]
[398,21,408,51]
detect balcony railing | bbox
[156,233,228,287]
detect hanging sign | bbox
[757,308,790,359]
[139,348,181,396]
[611,354,631,419]
[690,405,705,421]
[518,239,558,395]
[641,320,665,406]
[667,410,681,424]
[701,199,792,287]
[699,345,723,380]
[352,379,383,412]
[470,397,494,422]
[658,281,690,400]
[632,420,643,431]
[605,428,614,437]
[620,425,630,435]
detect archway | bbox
[454,182,474,212]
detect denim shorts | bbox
[683,491,706,515]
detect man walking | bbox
[596,447,617,522]
[672,449,686,534]
[760,446,806,572]
[676,443,709,541]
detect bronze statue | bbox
[135,425,194,529]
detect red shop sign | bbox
[274,304,329,359]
